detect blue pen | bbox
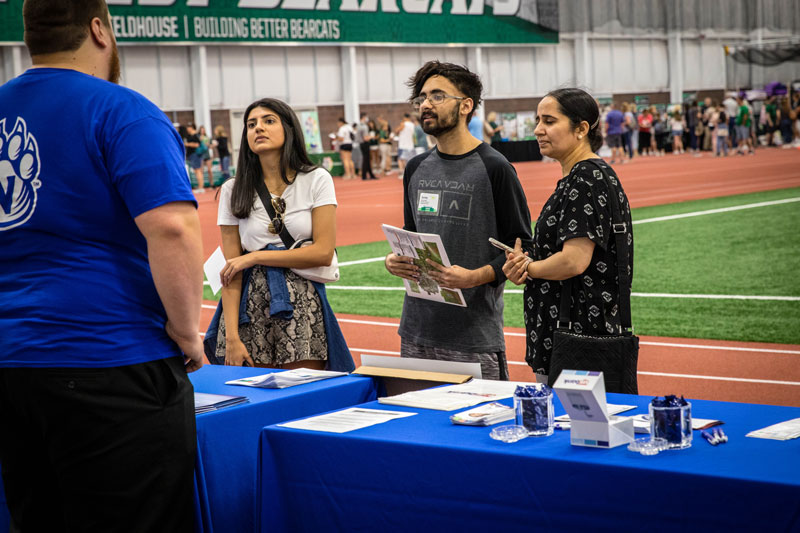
[701,430,719,446]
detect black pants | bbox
[0,356,196,533]
[359,142,376,179]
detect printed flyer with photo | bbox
[382,224,466,307]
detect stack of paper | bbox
[746,418,800,440]
[378,379,522,411]
[225,368,348,389]
[450,402,515,426]
[194,392,249,414]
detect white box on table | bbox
[552,369,634,449]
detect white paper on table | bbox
[554,404,637,422]
[378,379,528,411]
[203,246,226,296]
[278,407,416,433]
[450,402,515,426]
[225,369,347,389]
[746,417,800,441]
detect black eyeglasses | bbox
[411,93,466,111]
[268,196,285,234]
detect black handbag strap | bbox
[254,179,296,249]
[558,160,633,334]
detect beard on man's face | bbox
[108,39,121,84]
[420,103,460,137]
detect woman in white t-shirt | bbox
[211,98,345,369]
[335,118,355,180]
[670,110,685,154]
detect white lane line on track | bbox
[339,257,388,266]
[637,371,800,386]
[332,318,800,355]
[633,197,800,224]
[338,318,400,327]
[345,349,800,385]
[205,284,800,301]
[630,293,800,301]
[317,285,800,301]
[201,327,800,356]
[638,341,800,355]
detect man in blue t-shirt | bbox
[0,1,203,531]
[605,102,626,163]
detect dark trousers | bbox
[359,142,376,179]
[0,356,196,533]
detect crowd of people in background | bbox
[600,87,800,163]
[177,122,232,192]
[330,112,437,180]
[172,84,800,193]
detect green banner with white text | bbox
[0,0,557,45]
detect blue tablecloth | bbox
[258,394,800,532]
[191,366,376,533]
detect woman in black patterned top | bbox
[503,88,634,378]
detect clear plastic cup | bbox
[649,401,692,449]
[514,392,554,437]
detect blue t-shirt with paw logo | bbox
[0,68,196,368]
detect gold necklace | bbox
[264,171,295,197]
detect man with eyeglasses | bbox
[384,61,533,380]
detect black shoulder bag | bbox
[546,162,639,394]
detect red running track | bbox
[197,147,800,407]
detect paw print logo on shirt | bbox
[0,118,41,231]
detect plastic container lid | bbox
[489,424,529,443]
[627,436,663,456]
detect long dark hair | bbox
[230,98,317,219]
[546,88,603,152]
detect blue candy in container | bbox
[514,384,554,437]
[649,395,692,449]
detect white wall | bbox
[682,38,727,91]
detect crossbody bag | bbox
[546,161,639,394]
[255,179,339,283]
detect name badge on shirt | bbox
[417,192,439,213]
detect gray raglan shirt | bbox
[398,143,533,353]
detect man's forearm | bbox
[471,264,496,287]
[145,210,204,340]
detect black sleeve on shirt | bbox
[478,144,533,286]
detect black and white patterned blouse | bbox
[523,159,634,375]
